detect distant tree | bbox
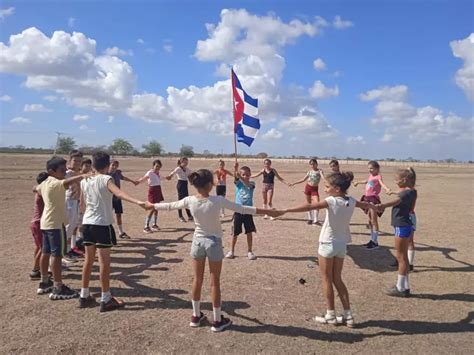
[109,138,134,155]
[444,158,456,163]
[179,145,194,157]
[56,137,76,154]
[142,140,163,156]
[256,152,268,158]
[202,149,212,156]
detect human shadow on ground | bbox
[347,244,394,273]
[258,255,317,262]
[411,242,474,273]
[410,293,474,302]
[276,217,311,222]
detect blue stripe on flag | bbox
[235,124,255,147]
[243,92,258,108]
[233,71,243,90]
[242,113,260,129]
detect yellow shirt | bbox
[38,176,67,229]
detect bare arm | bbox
[135,174,148,185]
[225,169,234,177]
[251,169,264,179]
[273,169,288,185]
[352,179,367,187]
[63,173,88,189]
[107,180,145,207]
[165,168,177,180]
[290,172,309,186]
[380,197,401,209]
[379,177,391,193]
[122,174,137,185]
[80,191,86,214]
[355,200,379,211]
[284,200,329,213]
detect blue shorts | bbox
[42,226,67,257]
[394,226,413,238]
[409,213,416,231]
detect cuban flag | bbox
[232,69,260,147]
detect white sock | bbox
[396,274,406,291]
[144,216,151,228]
[307,210,313,221]
[343,309,352,318]
[263,204,267,211]
[326,309,336,318]
[192,300,200,317]
[71,235,76,249]
[80,288,90,298]
[371,231,379,243]
[118,224,124,234]
[404,275,410,290]
[314,210,319,223]
[408,250,415,265]
[101,291,112,303]
[213,307,222,322]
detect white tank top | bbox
[81,175,114,226]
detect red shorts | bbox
[30,221,42,249]
[148,185,164,203]
[361,195,383,217]
[304,184,319,196]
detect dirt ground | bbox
[0,154,473,354]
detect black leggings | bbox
[177,180,192,219]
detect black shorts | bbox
[42,226,67,257]
[232,213,256,236]
[82,225,117,248]
[177,180,189,200]
[112,196,123,214]
[216,185,226,196]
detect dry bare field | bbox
[0,154,473,354]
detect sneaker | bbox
[340,314,355,328]
[390,259,399,268]
[312,221,322,226]
[61,260,72,269]
[225,251,235,259]
[187,216,194,222]
[63,252,78,263]
[363,240,371,247]
[119,232,131,239]
[211,316,232,332]
[151,224,161,232]
[189,312,206,327]
[263,215,269,219]
[143,227,153,234]
[99,297,125,313]
[78,295,98,308]
[71,247,84,258]
[247,252,257,260]
[306,220,313,225]
[220,213,225,218]
[385,286,410,298]
[49,284,79,300]
[37,279,53,294]
[313,314,338,325]
[179,217,187,223]
[409,264,414,271]
[30,269,41,280]
[366,240,379,250]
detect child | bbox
[353,160,390,249]
[29,172,49,280]
[379,168,417,297]
[108,159,137,239]
[251,158,289,219]
[329,159,340,173]
[214,160,234,217]
[79,151,146,312]
[64,150,83,261]
[281,172,379,326]
[166,157,193,222]
[36,156,89,299]
[148,169,277,331]
[290,158,324,225]
[136,159,164,233]
[75,158,92,252]
[226,163,258,260]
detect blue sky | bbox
[1,0,473,160]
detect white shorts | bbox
[65,199,80,236]
[318,241,347,259]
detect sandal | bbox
[313,314,337,325]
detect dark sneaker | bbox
[211,316,232,332]
[71,247,84,257]
[143,227,152,234]
[30,269,41,280]
[151,225,161,232]
[385,286,410,298]
[187,216,194,222]
[390,259,399,268]
[49,284,79,300]
[119,232,131,239]
[363,240,371,247]
[366,241,379,250]
[70,249,83,258]
[37,279,53,294]
[79,295,98,308]
[189,312,206,327]
[64,252,78,263]
[306,220,313,225]
[100,297,125,313]
[409,264,414,271]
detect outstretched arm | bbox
[153,198,188,211]
[251,169,264,179]
[225,169,235,177]
[352,179,367,187]
[379,177,391,193]
[290,172,309,186]
[122,174,138,186]
[63,173,90,189]
[107,180,146,208]
[284,200,329,213]
[273,169,289,185]
[165,168,177,180]
[356,200,379,211]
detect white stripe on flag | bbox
[244,103,258,117]
[242,124,259,138]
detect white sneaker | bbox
[263,215,269,219]
[225,251,234,259]
[247,252,257,260]
[220,213,225,218]
[269,216,276,221]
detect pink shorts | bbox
[304,184,319,196]
[31,221,42,249]
[148,185,164,203]
[262,183,274,193]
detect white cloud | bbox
[450,33,474,101]
[68,17,75,28]
[0,94,12,102]
[347,135,366,144]
[262,128,283,140]
[0,27,136,112]
[24,103,51,112]
[43,95,57,102]
[103,47,133,57]
[309,80,339,99]
[333,15,353,30]
[73,114,90,121]
[136,38,145,45]
[108,115,114,123]
[0,7,15,21]
[163,44,173,53]
[10,116,30,124]
[79,124,88,130]
[361,85,474,144]
[313,58,326,71]
[279,107,336,139]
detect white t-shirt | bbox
[145,170,161,186]
[81,174,114,226]
[154,195,256,238]
[170,166,192,181]
[319,196,356,243]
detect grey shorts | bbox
[318,241,347,259]
[190,236,224,262]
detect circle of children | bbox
[31,150,417,332]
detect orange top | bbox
[216,168,227,186]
